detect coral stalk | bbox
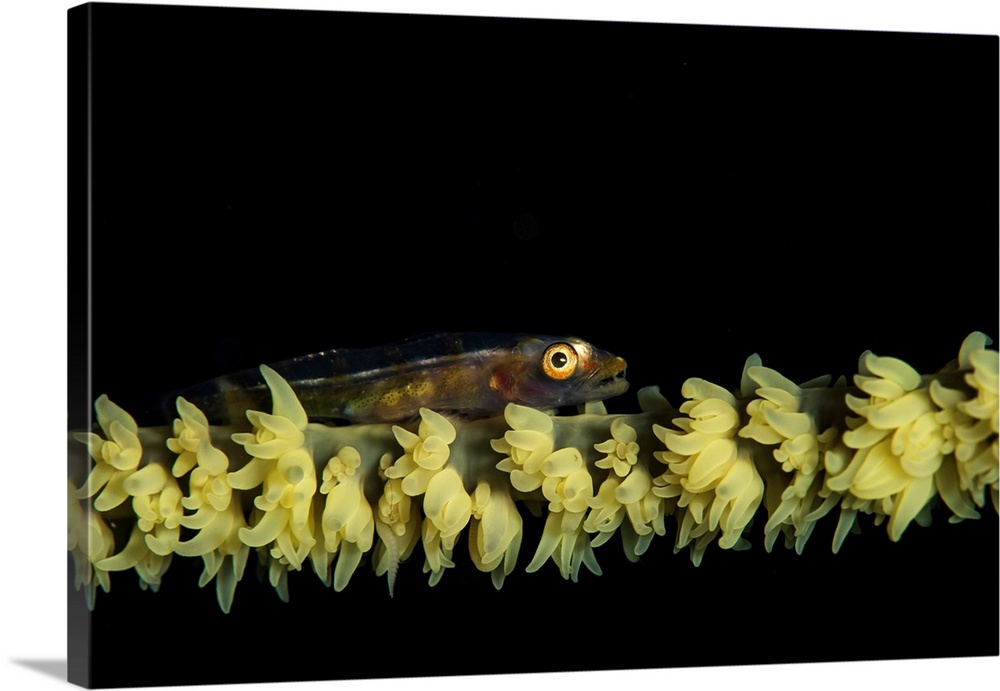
[68,333,999,612]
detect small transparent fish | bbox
[172,332,629,424]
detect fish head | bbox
[492,335,629,410]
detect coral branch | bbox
[68,333,999,612]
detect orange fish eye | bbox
[541,342,579,380]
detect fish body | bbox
[174,332,628,424]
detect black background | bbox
[69,3,998,687]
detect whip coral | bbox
[68,333,999,613]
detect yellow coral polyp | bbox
[728,359,849,553]
[585,415,667,559]
[491,403,555,492]
[514,440,601,579]
[164,399,251,610]
[319,446,375,590]
[236,411,306,459]
[837,349,959,540]
[246,448,317,565]
[953,336,999,510]
[468,481,523,588]
[165,397,214,477]
[423,467,472,539]
[176,442,235,546]
[73,394,142,511]
[228,365,317,579]
[231,445,317,568]
[539,447,592,513]
[526,507,598,581]
[382,407,473,586]
[123,463,184,555]
[194,513,250,613]
[962,347,1000,425]
[96,523,173,592]
[594,417,640,477]
[67,482,114,608]
[387,407,457,495]
[652,373,764,562]
[587,466,666,560]
[421,520,456,586]
[377,453,414,537]
[586,475,629,537]
[179,499,248,566]
[373,452,421,594]
[616,468,662,535]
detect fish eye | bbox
[542,342,579,380]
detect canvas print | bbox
[67,3,998,688]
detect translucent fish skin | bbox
[173,332,628,424]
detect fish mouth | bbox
[592,357,629,395]
[597,367,627,385]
